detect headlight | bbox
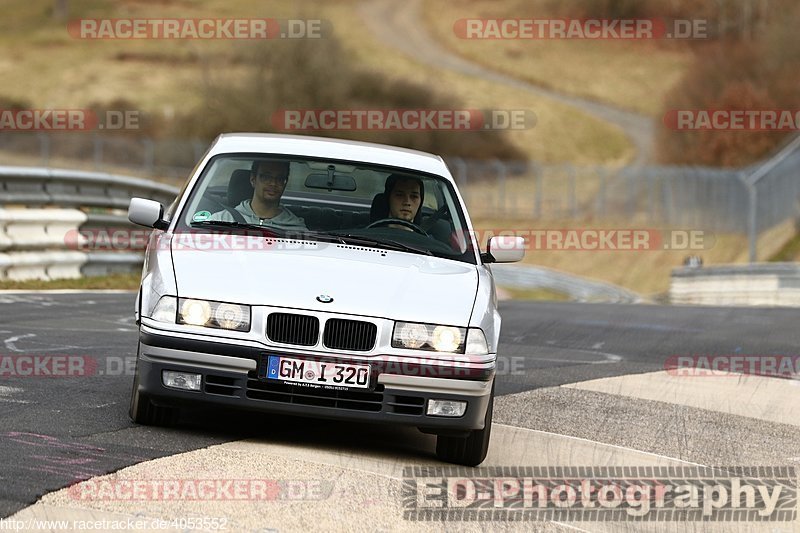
[392,322,466,353]
[395,322,428,349]
[465,329,489,355]
[181,299,211,326]
[177,298,250,332]
[150,296,177,323]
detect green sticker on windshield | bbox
[193,210,211,222]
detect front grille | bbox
[204,374,241,397]
[266,313,319,346]
[246,371,384,411]
[323,319,377,351]
[386,394,425,415]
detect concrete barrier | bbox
[0,166,179,281]
[670,263,800,306]
[0,251,87,281]
[0,208,87,250]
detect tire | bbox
[129,389,179,426]
[435,386,494,466]
[128,346,179,426]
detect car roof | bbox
[208,133,452,178]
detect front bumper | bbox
[135,330,494,434]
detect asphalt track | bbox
[1,293,800,531]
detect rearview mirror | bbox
[304,165,357,191]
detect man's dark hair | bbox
[251,159,290,176]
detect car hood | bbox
[171,235,478,324]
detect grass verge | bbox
[420,0,692,117]
[471,216,765,296]
[0,0,631,165]
[0,273,140,291]
[498,286,571,301]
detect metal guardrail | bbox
[0,166,179,281]
[492,264,642,304]
[0,166,178,208]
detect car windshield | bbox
[176,154,477,264]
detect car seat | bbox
[227,168,254,207]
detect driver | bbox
[210,160,306,230]
[384,174,423,229]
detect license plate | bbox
[264,356,370,389]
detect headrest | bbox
[227,168,253,207]
[370,192,389,222]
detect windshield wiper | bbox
[189,220,282,237]
[330,233,434,256]
[289,230,347,244]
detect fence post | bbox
[661,173,673,225]
[493,159,505,214]
[596,166,606,217]
[142,138,155,176]
[748,184,757,263]
[532,162,542,218]
[735,171,758,263]
[38,133,51,167]
[646,168,655,223]
[192,139,205,161]
[92,133,103,170]
[625,168,636,217]
[451,157,468,204]
[568,164,577,218]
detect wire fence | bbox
[447,158,754,231]
[0,131,206,182]
[2,131,799,252]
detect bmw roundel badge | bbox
[316,294,334,303]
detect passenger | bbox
[211,160,306,230]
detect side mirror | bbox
[128,197,168,230]
[481,235,525,263]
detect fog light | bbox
[427,399,467,417]
[162,371,201,391]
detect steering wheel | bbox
[366,218,428,236]
[422,204,450,231]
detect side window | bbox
[180,158,251,225]
[164,179,191,221]
[423,179,438,210]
